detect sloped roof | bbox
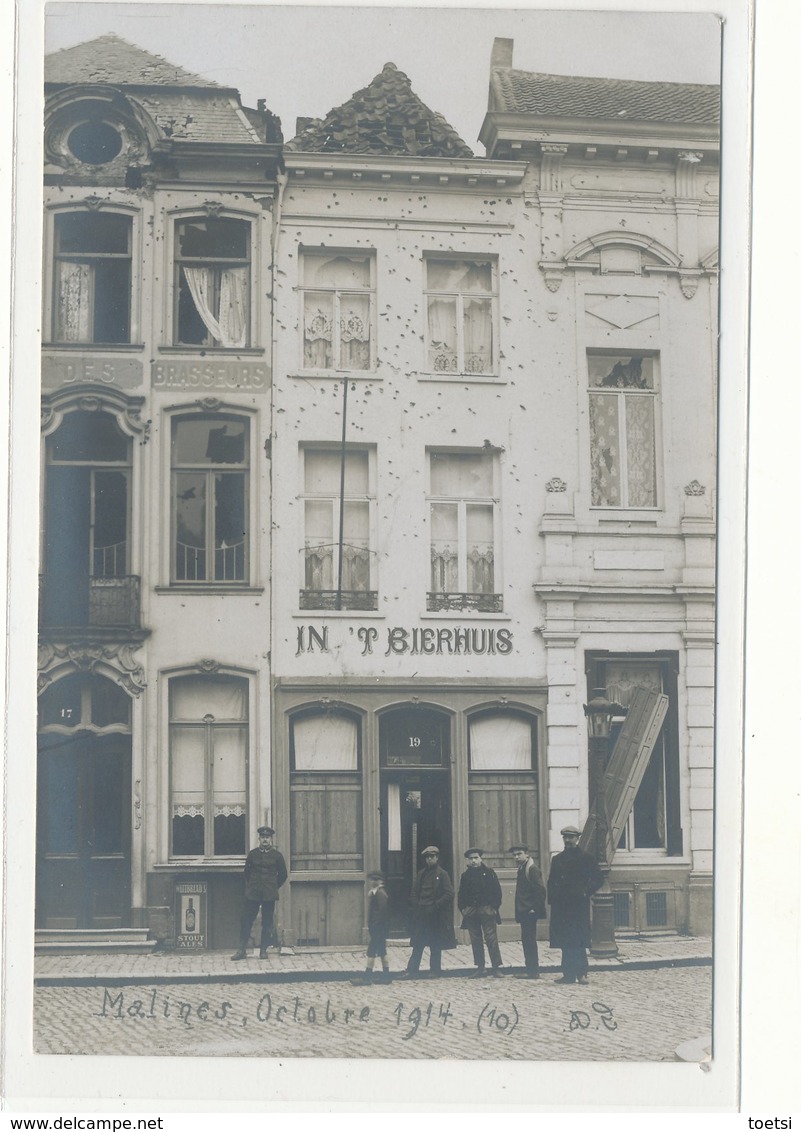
[287,62,473,158]
[491,69,720,126]
[45,34,222,89]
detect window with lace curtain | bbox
[171,414,249,584]
[301,251,374,371]
[300,448,377,610]
[588,353,659,508]
[427,450,501,612]
[425,257,497,376]
[52,212,131,343]
[174,217,250,348]
[169,674,248,858]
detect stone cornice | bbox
[480,113,720,158]
[284,151,527,189]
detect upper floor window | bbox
[301,251,374,371]
[169,674,248,858]
[588,353,659,508]
[428,450,501,613]
[425,258,497,375]
[53,212,131,344]
[300,447,376,610]
[171,415,249,584]
[175,217,250,348]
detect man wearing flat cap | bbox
[401,846,456,978]
[547,825,603,984]
[508,844,546,978]
[458,848,504,977]
[231,826,288,960]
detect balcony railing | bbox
[39,574,142,631]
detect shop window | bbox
[169,675,248,858]
[171,415,249,584]
[175,217,250,348]
[289,710,363,870]
[301,251,374,371]
[53,212,131,343]
[588,353,659,508]
[300,448,376,610]
[428,450,500,612]
[42,409,134,629]
[468,711,538,870]
[585,652,682,855]
[425,257,497,375]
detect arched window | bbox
[42,409,133,628]
[174,216,250,348]
[52,211,132,343]
[171,413,250,584]
[468,710,538,869]
[169,674,249,858]
[289,708,363,871]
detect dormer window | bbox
[67,120,123,165]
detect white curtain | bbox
[293,713,358,771]
[427,297,457,370]
[56,261,91,341]
[171,676,248,721]
[184,267,248,348]
[470,714,531,771]
[463,296,492,373]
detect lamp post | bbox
[583,687,627,958]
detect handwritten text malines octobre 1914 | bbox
[96,987,521,1040]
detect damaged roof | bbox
[45,34,264,146]
[45,34,224,89]
[490,69,720,126]
[287,62,473,158]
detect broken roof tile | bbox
[45,34,223,89]
[287,62,474,158]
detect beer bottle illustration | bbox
[185,897,196,932]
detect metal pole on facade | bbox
[584,688,625,958]
[335,378,350,611]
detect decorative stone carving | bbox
[41,385,151,443]
[684,480,706,496]
[676,151,704,198]
[134,781,142,830]
[37,641,146,695]
[546,477,568,493]
[540,143,568,193]
[201,201,224,217]
[678,271,701,300]
[539,263,565,292]
[82,195,105,210]
[197,397,223,411]
[198,659,221,673]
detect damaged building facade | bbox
[36,35,718,950]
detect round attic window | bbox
[68,121,123,165]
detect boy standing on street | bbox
[351,870,392,985]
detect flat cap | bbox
[464,847,484,858]
[508,844,529,853]
[560,825,581,836]
[257,825,275,836]
[421,845,440,856]
[367,870,385,881]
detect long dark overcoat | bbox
[547,846,603,949]
[243,846,288,902]
[409,863,457,950]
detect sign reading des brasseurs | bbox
[296,623,514,657]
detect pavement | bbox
[35,933,711,985]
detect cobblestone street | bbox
[33,965,711,1061]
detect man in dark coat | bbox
[231,826,288,960]
[458,848,504,977]
[351,870,391,986]
[509,844,547,979]
[401,846,456,977]
[547,825,603,984]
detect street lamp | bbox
[583,687,627,958]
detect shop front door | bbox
[36,732,132,929]
[378,706,452,937]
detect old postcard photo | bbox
[3,0,754,1110]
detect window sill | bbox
[153,861,245,870]
[43,342,146,352]
[419,611,511,621]
[426,593,503,614]
[155,585,265,595]
[417,373,504,385]
[293,609,385,619]
[589,507,663,516]
[158,346,265,356]
[290,371,380,381]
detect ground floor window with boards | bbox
[276,681,546,947]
